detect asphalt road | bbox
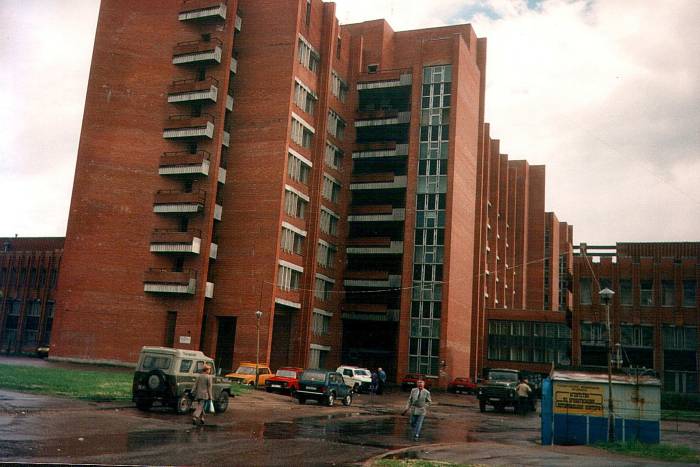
[2,385,698,466]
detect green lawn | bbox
[0,364,248,402]
[596,441,700,464]
[374,460,476,467]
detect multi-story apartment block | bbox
[572,243,699,393]
[49,0,574,385]
[0,237,63,353]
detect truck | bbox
[476,368,535,413]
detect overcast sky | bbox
[1,0,698,244]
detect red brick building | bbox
[50,0,572,385]
[573,243,699,392]
[0,237,63,354]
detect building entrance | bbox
[341,319,398,382]
[215,317,236,374]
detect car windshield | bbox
[141,355,171,370]
[301,370,326,382]
[489,371,518,382]
[276,369,297,378]
[235,366,256,375]
[354,370,369,376]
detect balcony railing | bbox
[150,229,202,254]
[230,56,238,74]
[344,271,401,288]
[348,207,405,222]
[153,189,206,214]
[143,268,197,294]
[179,1,227,21]
[350,174,407,190]
[173,38,223,65]
[159,150,211,176]
[356,70,412,90]
[163,114,215,139]
[167,77,218,104]
[346,239,404,255]
[355,110,410,127]
[341,303,400,322]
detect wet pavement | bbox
[1,359,699,466]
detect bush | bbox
[661,392,700,411]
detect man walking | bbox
[403,379,432,440]
[377,367,387,395]
[516,378,532,415]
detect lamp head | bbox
[255,310,263,320]
[599,287,615,303]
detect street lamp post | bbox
[255,310,262,389]
[599,287,615,442]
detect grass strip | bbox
[374,461,477,467]
[596,440,700,464]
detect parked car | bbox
[265,366,304,395]
[295,369,353,406]
[476,368,534,413]
[225,362,273,386]
[132,346,232,414]
[336,365,372,393]
[400,373,434,391]
[447,377,477,394]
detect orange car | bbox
[225,362,273,387]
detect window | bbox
[284,186,308,219]
[640,279,653,306]
[290,116,314,149]
[367,64,378,73]
[321,174,341,203]
[331,71,348,103]
[683,280,696,307]
[312,309,331,336]
[316,240,336,269]
[335,36,341,59]
[580,322,608,346]
[314,275,334,301]
[280,224,305,255]
[620,324,654,348]
[319,207,339,236]
[179,360,193,373]
[297,36,320,73]
[293,79,317,115]
[619,279,633,305]
[278,262,302,291]
[287,150,312,185]
[305,0,311,26]
[324,142,343,171]
[327,109,345,140]
[308,346,329,368]
[663,325,698,350]
[662,280,675,306]
[579,278,592,305]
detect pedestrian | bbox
[402,379,432,440]
[377,367,387,395]
[192,363,213,425]
[370,369,379,394]
[516,378,532,415]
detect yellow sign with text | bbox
[554,383,604,416]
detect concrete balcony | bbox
[341,303,400,322]
[226,94,234,111]
[153,189,206,215]
[354,110,410,127]
[163,114,215,139]
[350,173,407,191]
[150,229,202,254]
[230,57,238,74]
[235,13,242,32]
[348,205,405,222]
[217,167,226,184]
[357,71,412,90]
[344,271,401,288]
[353,142,408,160]
[205,281,215,298]
[214,203,223,221]
[222,130,230,147]
[172,38,222,65]
[159,150,211,177]
[346,237,403,255]
[143,269,197,295]
[167,77,218,104]
[209,242,218,259]
[179,1,227,21]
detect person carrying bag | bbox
[192,363,214,425]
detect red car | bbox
[447,377,477,394]
[265,367,304,395]
[400,373,434,391]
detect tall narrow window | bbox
[662,280,675,306]
[640,279,653,306]
[682,280,696,307]
[619,279,633,305]
[305,0,311,26]
[579,278,592,305]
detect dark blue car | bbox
[295,369,353,406]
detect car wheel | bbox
[265,387,273,393]
[248,382,255,387]
[214,391,229,413]
[353,383,359,393]
[326,392,335,407]
[135,397,152,411]
[342,394,352,406]
[146,369,167,392]
[176,393,192,415]
[479,400,486,413]
[298,397,306,405]
[289,388,296,398]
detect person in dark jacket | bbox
[192,363,213,425]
